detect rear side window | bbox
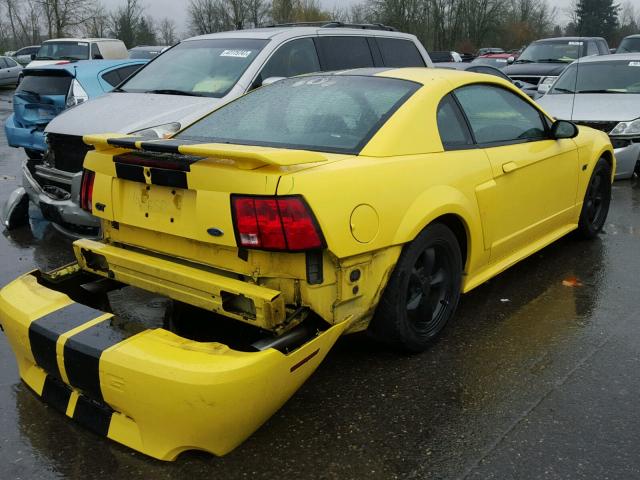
[5,57,18,67]
[0,58,7,68]
[586,41,598,56]
[257,38,320,83]
[377,38,425,67]
[455,84,547,145]
[437,94,473,149]
[17,75,72,95]
[317,36,374,71]
[102,64,143,87]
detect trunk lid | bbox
[83,135,338,257]
[13,69,72,129]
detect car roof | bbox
[479,53,511,58]
[534,36,604,43]
[575,52,640,63]
[183,26,418,42]
[22,59,147,74]
[130,45,168,50]
[43,38,122,43]
[320,67,513,89]
[622,34,640,39]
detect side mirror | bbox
[609,48,616,54]
[261,76,286,87]
[551,120,578,139]
[513,80,523,88]
[507,56,515,64]
[30,53,36,60]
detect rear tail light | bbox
[231,195,324,251]
[80,170,95,212]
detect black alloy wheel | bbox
[371,223,463,352]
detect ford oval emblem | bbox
[207,228,224,237]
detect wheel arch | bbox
[392,185,484,273]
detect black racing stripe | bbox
[73,395,113,437]
[150,168,188,188]
[115,162,146,182]
[139,140,182,153]
[29,303,106,379]
[107,136,146,148]
[64,318,136,402]
[41,375,71,414]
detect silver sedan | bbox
[537,53,640,179]
[0,56,22,86]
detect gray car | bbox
[0,56,22,86]
[537,53,640,179]
[4,23,432,234]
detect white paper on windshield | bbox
[220,50,252,58]
[629,61,640,67]
[496,58,507,62]
[568,41,583,45]
[78,42,88,46]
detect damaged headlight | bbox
[131,122,181,139]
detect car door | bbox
[315,35,375,71]
[455,83,579,262]
[4,57,20,83]
[0,58,9,85]
[250,37,320,89]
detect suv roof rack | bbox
[265,21,397,32]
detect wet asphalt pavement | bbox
[1,86,640,480]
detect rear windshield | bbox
[36,41,89,61]
[551,61,640,94]
[16,74,72,95]
[176,75,419,154]
[618,38,640,53]
[120,39,268,98]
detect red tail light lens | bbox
[231,195,324,251]
[80,170,95,212]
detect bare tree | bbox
[81,2,110,37]
[37,0,95,38]
[110,0,143,47]
[188,0,231,34]
[246,0,270,27]
[158,17,178,45]
[3,0,42,47]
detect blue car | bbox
[5,59,147,158]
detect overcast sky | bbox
[102,0,576,38]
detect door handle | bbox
[502,161,518,173]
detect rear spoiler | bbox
[83,134,328,170]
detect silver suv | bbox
[4,23,432,235]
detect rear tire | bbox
[577,158,611,239]
[370,223,463,353]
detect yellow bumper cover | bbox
[0,272,348,460]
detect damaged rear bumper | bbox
[0,268,349,460]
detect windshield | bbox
[551,61,640,94]
[36,41,89,61]
[517,40,584,63]
[120,39,268,98]
[176,75,420,154]
[471,57,508,68]
[618,38,640,53]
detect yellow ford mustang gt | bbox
[0,68,614,459]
